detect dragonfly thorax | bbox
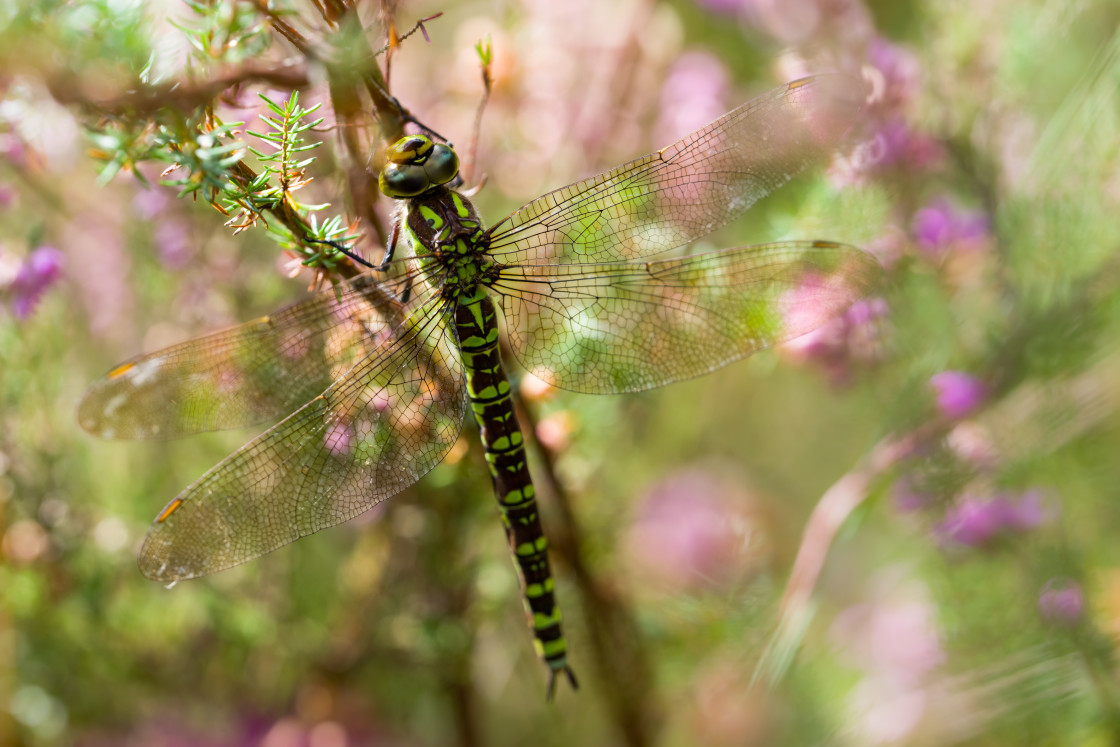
[404,185,497,305]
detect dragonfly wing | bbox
[78,273,422,439]
[484,75,866,265]
[137,302,466,582]
[491,241,880,393]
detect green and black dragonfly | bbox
[79,74,879,696]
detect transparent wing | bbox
[484,74,867,265]
[78,272,432,440]
[138,302,466,582]
[490,241,880,393]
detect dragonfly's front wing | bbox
[78,273,419,440]
[490,240,881,394]
[138,308,466,583]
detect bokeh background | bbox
[4,0,1120,744]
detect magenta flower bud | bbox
[866,37,919,113]
[936,490,1052,547]
[10,245,64,320]
[929,370,986,419]
[911,197,990,257]
[1038,579,1084,626]
[863,118,944,173]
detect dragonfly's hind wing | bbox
[491,240,880,394]
[138,301,466,582]
[78,273,421,440]
[484,75,867,266]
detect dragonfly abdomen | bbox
[453,294,577,695]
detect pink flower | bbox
[324,420,353,457]
[622,470,744,591]
[783,296,889,386]
[9,246,64,320]
[929,370,986,419]
[863,118,944,174]
[936,490,1050,547]
[866,37,920,115]
[654,52,730,146]
[1038,579,1084,626]
[154,218,195,270]
[912,197,990,257]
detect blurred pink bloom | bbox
[830,575,948,745]
[936,490,1050,547]
[929,370,986,419]
[0,183,15,208]
[655,52,730,145]
[132,185,173,220]
[0,133,27,168]
[622,471,742,591]
[783,296,889,386]
[154,217,195,270]
[324,420,353,457]
[1038,579,1084,626]
[9,245,64,319]
[946,421,1000,469]
[535,410,575,452]
[866,36,920,115]
[863,117,943,174]
[832,597,945,686]
[912,197,990,256]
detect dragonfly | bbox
[79,74,879,697]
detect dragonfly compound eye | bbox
[379,162,430,198]
[424,143,460,186]
[385,135,433,165]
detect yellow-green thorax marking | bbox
[380,135,577,697]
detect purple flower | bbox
[1038,579,1084,626]
[929,370,986,419]
[9,246,64,319]
[783,296,889,386]
[862,118,943,174]
[936,490,1050,547]
[866,37,920,115]
[912,197,990,257]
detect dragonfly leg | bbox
[376,222,400,272]
[303,237,375,269]
[399,272,415,304]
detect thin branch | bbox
[46,63,311,116]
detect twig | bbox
[46,62,311,116]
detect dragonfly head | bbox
[379,135,460,198]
